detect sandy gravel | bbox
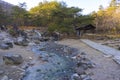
[0,45,35,80]
[0,45,35,61]
[58,39,120,80]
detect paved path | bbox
[81,39,120,64]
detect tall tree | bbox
[109,0,116,7]
[11,2,28,26]
[0,4,8,26]
[30,1,82,34]
[92,0,120,33]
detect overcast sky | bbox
[3,0,111,14]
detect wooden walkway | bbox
[81,39,120,65]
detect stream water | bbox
[22,42,76,80]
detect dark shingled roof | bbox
[75,24,96,30]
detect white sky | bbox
[3,0,111,14]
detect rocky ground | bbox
[0,45,35,80]
[0,30,120,80]
[0,31,94,80]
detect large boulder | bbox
[51,32,60,41]
[3,38,14,48]
[27,30,42,41]
[5,42,13,48]
[1,75,9,80]
[39,37,50,42]
[0,43,9,49]
[71,73,81,80]
[3,54,23,65]
[0,40,13,49]
[14,37,29,46]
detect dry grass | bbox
[7,26,47,32]
[82,33,120,40]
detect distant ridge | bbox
[0,0,14,14]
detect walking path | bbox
[81,39,120,64]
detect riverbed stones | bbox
[5,42,13,48]
[39,37,50,42]
[113,56,120,65]
[80,52,87,55]
[0,70,4,75]
[71,73,81,80]
[75,67,85,75]
[14,37,29,46]
[3,54,23,65]
[1,75,9,80]
[80,75,92,80]
[0,41,13,50]
[28,42,36,46]
[39,47,46,51]
[38,52,49,62]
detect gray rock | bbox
[80,52,86,55]
[3,54,23,65]
[63,47,71,54]
[14,40,22,45]
[0,36,4,40]
[0,70,4,75]
[21,64,29,69]
[39,37,49,42]
[118,46,120,50]
[0,40,13,49]
[1,75,9,80]
[75,67,85,75]
[5,42,13,48]
[87,62,96,68]
[14,37,29,46]
[81,75,92,80]
[38,53,49,62]
[21,41,29,46]
[83,75,92,80]
[113,56,120,65]
[39,47,46,51]
[0,43,9,49]
[14,40,28,46]
[71,73,81,80]
[28,42,36,46]
[80,74,87,79]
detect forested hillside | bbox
[91,0,120,34]
[1,0,120,34]
[0,0,13,14]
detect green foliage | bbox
[48,24,58,32]
[91,0,120,33]
[11,2,28,26]
[74,15,94,26]
[0,1,94,36]
[30,1,61,27]
[29,1,84,34]
[0,5,8,25]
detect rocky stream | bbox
[0,30,95,80]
